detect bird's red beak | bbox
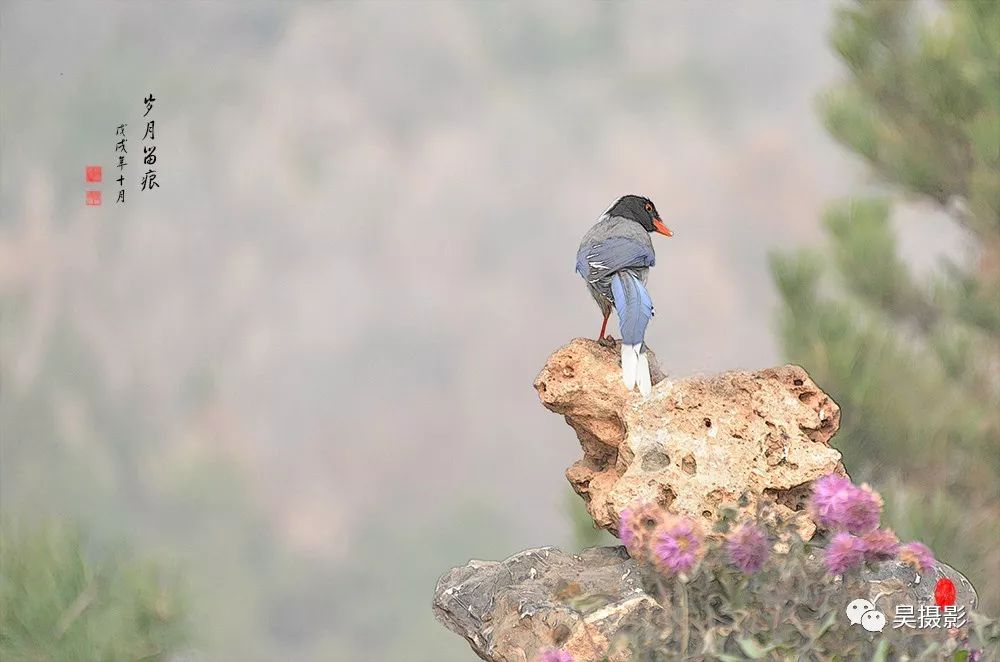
[653,219,673,237]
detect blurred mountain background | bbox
[0,1,993,660]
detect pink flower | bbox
[824,531,866,574]
[618,507,637,548]
[898,541,935,572]
[652,516,703,575]
[809,474,882,534]
[861,528,899,562]
[617,502,664,560]
[726,523,770,574]
[537,648,573,662]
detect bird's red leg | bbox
[598,312,610,340]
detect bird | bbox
[575,195,672,395]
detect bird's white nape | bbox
[601,195,626,218]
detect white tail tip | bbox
[622,343,652,396]
[637,351,652,396]
[621,343,640,390]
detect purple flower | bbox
[824,531,866,574]
[861,528,899,562]
[839,485,882,534]
[809,474,853,526]
[536,648,573,662]
[726,523,770,574]
[898,541,935,572]
[617,502,664,560]
[618,507,637,548]
[652,516,703,575]
[809,474,882,534]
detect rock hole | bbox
[587,445,618,473]
[641,450,671,471]
[765,485,812,512]
[799,391,816,404]
[702,510,713,519]
[681,454,697,475]
[537,381,547,393]
[793,378,804,386]
[703,418,712,428]
[656,489,676,511]
[562,365,575,378]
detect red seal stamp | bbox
[934,578,956,607]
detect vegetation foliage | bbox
[0,521,188,662]
[770,0,1000,612]
[617,506,997,661]
[551,481,999,661]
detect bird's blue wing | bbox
[575,246,591,279]
[611,271,654,345]
[577,236,655,284]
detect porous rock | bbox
[534,338,845,538]
[432,545,654,662]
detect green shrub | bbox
[548,484,999,661]
[0,520,188,662]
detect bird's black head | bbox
[607,195,672,237]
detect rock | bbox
[433,546,979,662]
[860,559,979,613]
[433,340,982,660]
[534,338,845,539]
[432,545,656,662]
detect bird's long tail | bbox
[611,271,654,396]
